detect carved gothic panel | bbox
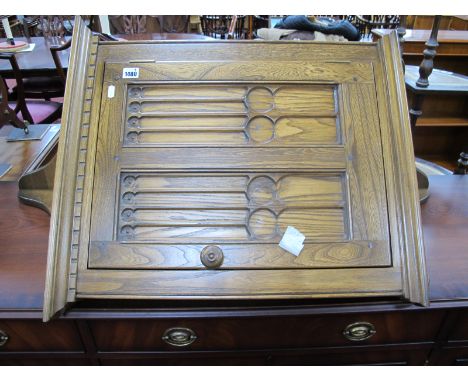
[43,18,427,320]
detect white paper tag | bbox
[279,226,305,257]
[122,67,139,79]
[107,85,115,98]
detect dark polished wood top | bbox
[405,64,468,93]
[0,175,467,315]
[372,29,468,56]
[0,181,49,310]
[0,124,60,182]
[423,176,468,301]
[373,29,468,44]
[0,34,213,79]
[0,37,71,78]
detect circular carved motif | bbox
[121,208,134,220]
[126,132,139,144]
[129,87,142,98]
[247,176,276,204]
[128,117,139,128]
[120,225,134,237]
[248,209,277,239]
[247,116,275,143]
[122,192,135,203]
[246,87,274,112]
[123,176,136,187]
[128,102,140,113]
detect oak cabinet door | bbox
[89,79,390,271]
[43,19,427,319]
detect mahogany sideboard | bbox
[0,175,467,365]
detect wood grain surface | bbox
[423,176,468,301]
[0,182,49,309]
[43,29,429,319]
[124,84,338,146]
[43,18,96,321]
[88,59,392,279]
[0,176,467,313]
[0,124,60,182]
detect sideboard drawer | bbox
[270,344,431,366]
[99,345,431,366]
[100,354,268,366]
[430,345,468,366]
[0,358,92,366]
[447,310,468,342]
[0,320,83,351]
[89,310,444,351]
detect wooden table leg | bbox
[416,15,441,87]
[454,151,468,174]
[408,93,434,202]
[409,93,424,134]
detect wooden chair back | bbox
[108,16,148,34]
[50,39,72,85]
[347,15,400,40]
[201,15,246,39]
[0,53,33,123]
[156,16,190,33]
[0,74,27,129]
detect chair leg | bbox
[14,101,34,124]
[38,104,62,124]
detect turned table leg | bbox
[454,151,468,174]
[409,93,424,134]
[416,15,441,88]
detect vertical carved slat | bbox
[43,17,96,321]
[66,35,99,303]
[376,32,428,306]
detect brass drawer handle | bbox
[162,327,197,347]
[0,329,9,347]
[343,322,376,341]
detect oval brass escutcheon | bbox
[162,327,197,347]
[200,245,224,269]
[342,322,376,341]
[0,329,9,347]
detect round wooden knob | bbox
[200,246,224,269]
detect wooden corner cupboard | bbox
[43,18,428,321]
